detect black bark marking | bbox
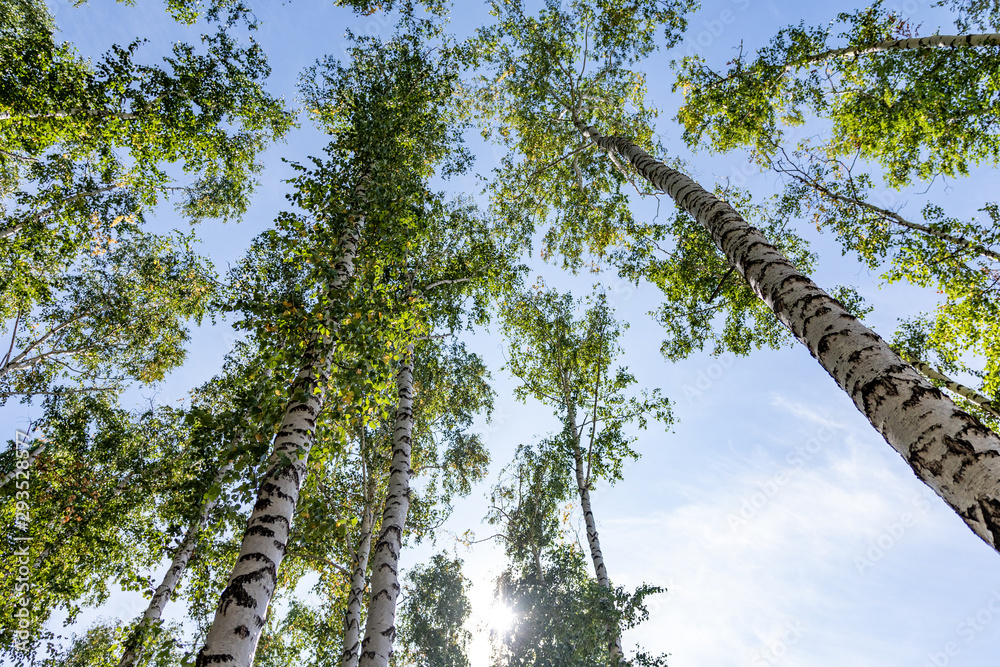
[253,498,272,512]
[246,525,275,538]
[234,625,250,638]
[195,650,236,666]
[977,498,1000,547]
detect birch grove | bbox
[8,0,1000,665]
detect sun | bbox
[489,603,517,635]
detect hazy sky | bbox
[8,0,1000,665]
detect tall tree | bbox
[487,445,666,667]
[393,553,473,667]
[478,0,1000,553]
[196,22,469,663]
[502,286,671,663]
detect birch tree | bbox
[196,24,470,663]
[502,286,671,663]
[356,197,503,667]
[671,0,1000,427]
[478,0,1000,553]
[488,445,667,667]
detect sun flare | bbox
[489,603,516,635]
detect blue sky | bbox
[7,0,1000,665]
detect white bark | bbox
[783,170,1000,261]
[358,344,415,667]
[902,355,1000,420]
[118,461,234,667]
[195,201,365,667]
[571,440,624,662]
[342,458,378,667]
[576,123,1000,552]
[810,33,1000,63]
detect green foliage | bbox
[470,0,695,268]
[394,553,473,667]
[0,16,293,217]
[488,444,573,569]
[0,231,216,402]
[492,545,666,667]
[38,619,183,667]
[0,397,196,660]
[674,1,1000,187]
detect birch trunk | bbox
[358,344,415,667]
[809,33,1000,63]
[342,458,378,667]
[195,204,364,667]
[571,440,624,663]
[902,355,1000,420]
[576,122,1000,552]
[118,461,234,667]
[784,171,1000,261]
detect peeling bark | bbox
[118,461,234,667]
[358,344,415,667]
[195,199,365,667]
[576,122,1000,553]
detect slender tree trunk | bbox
[571,442,625,662]
[809,33,1000,63]
[195,201,365,667]
[358,343,415,667]
[575,121,1000,552]
[901,354,1000,420]
[342,457,378,667]
[118,460,234,667]
[566,401,624,663]
[782,170,1000,261]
